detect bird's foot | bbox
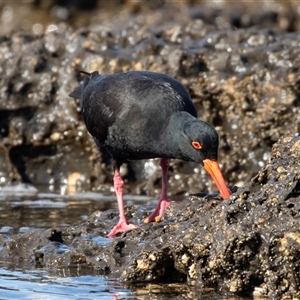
[107,221,137,238]
[144,198,171,223]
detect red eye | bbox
[192,141,202,149]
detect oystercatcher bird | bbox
[69,70,231,238]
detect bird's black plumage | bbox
[69,70,230,238]
[70,70,218,162]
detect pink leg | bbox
[107,168,136,238]
[144,158,171,223]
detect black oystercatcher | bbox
[69,71,231,238]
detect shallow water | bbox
[0,268,245,300]
[0,184,154,234]
[0,267,243,300]
[0,267,129,300]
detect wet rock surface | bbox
[0,1,300,298]
[1,136,300,298]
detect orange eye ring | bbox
[192,141,202,149]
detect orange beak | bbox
[203,159,231,199]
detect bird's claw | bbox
[144,215,162,224]
[154,216,162,222]
[144,198,171,224]
[107,222,137,238]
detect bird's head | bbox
[184,119,231,199]
[168,112,231,199]
[183,119,219,162]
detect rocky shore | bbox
[0,1,300,298]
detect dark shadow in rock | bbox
[9,144,57,183]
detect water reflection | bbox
[0,266,248,300]
[0,183,154,234]
[0,267,129,300]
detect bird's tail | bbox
[69,71,102,110]
[69,70,91,99]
